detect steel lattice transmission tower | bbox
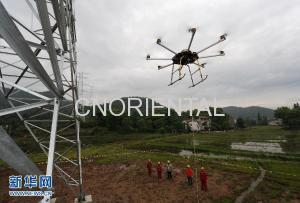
[0,0,85,202]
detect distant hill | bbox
[1,90,275,121]
[223,106,274,120]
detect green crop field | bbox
[1,126,299,202]
[82,126,300,202]
[127,126,300,157]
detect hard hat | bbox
[158,161,161,164]
[187,164,190,168]
[167,160,170,163]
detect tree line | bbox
[274,103,300,129]
[81,98,235,133]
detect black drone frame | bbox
[146,28,227,88]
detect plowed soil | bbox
[0,161,252,203]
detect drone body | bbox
[172,49,198,65]
[147,28,227,87]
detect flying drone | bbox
[146,28,227,87]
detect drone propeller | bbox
[220,33,227,41]
[186,25,201,32]
[188,27,197,33]
[154,33,167,42]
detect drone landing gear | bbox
[188,75,208,88]
[187,61,208,88]
[168,64,186,86]
[168,74,186,86]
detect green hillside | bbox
[223,106,274,120]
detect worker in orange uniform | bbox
[156,162,162,180]
[146,159,152,176]
[185,165,193,186]
[200,167,208,191]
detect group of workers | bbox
[146,159,208,191]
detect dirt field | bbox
[0,160,253,203]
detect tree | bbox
[210,108,232,130]
[274,107,290,120]
[121,117,134,133]
[137,118,147,131]
[274,104,300,129]
[145,119,154,132]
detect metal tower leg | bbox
[76,119,84,201]
[43,98,60,203]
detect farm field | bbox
[1,126,300,202]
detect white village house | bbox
[268,118,282,126]
[183,116,211,131]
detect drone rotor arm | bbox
[156,40,177,54]
[146,57,172,61]
[187,28,196,50]
[196,35,226,54]
[158,63,174,70]
[198,52,225,59]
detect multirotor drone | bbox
[146,28,227,87]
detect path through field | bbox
[235,166,266,203]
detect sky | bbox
[1,0,300,109]
[74,0,300,109]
